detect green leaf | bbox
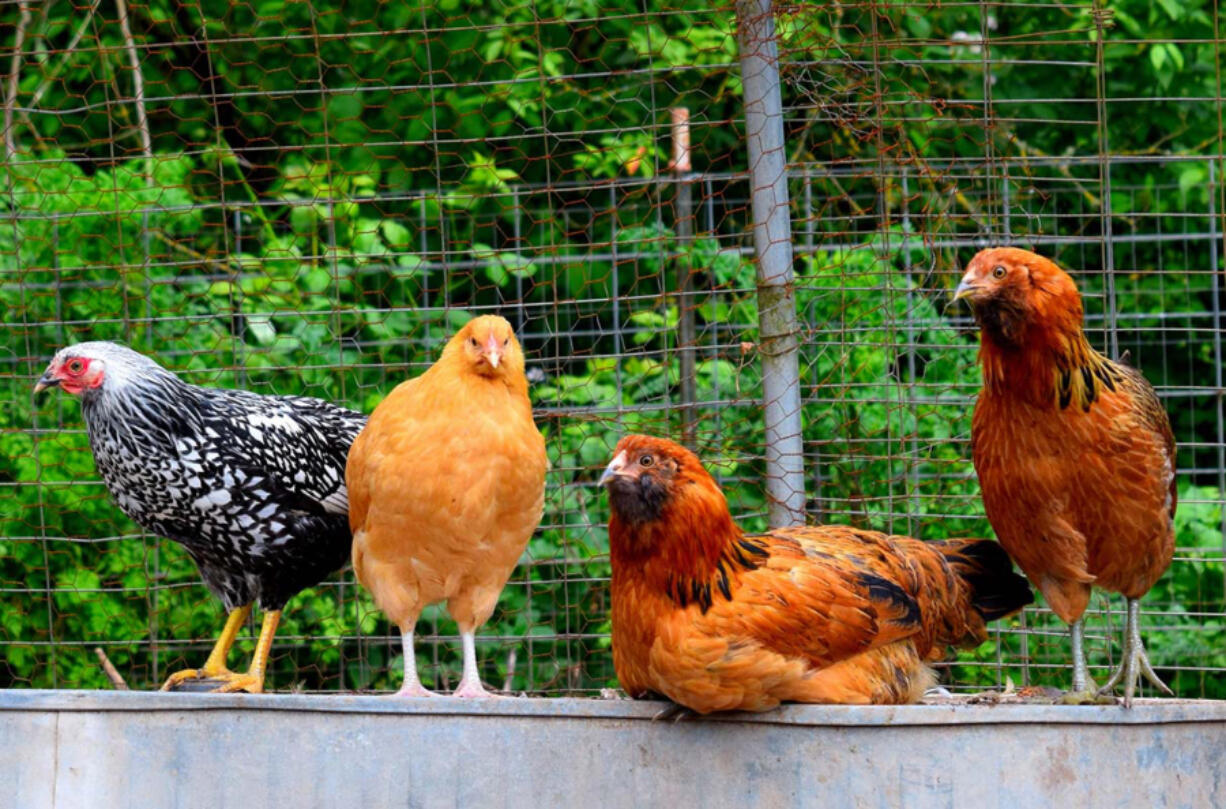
[381,219,412,249]
[1149,44,1166,72]
[289,205,317,235]
[1178,164,1206,195]
[1166,43,1184,71]
[395,253,426,274]
[247,316,276,346]
[446,309,475,330]
[303,268,332,294]
[326,93,363,121]
[1154,0,1182,19]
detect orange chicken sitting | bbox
[346,315,547,697]
[601,435,1032,712]
[955,247,1177,705]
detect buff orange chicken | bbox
[956,247,1177,705]
[346,315,547,697]
[601,435,1032,713]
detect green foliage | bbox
[1147,486,1226,698]
[1,0,1221,698]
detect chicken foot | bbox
[161,605,278,693]
[161,603,251,691]
[396,629,438,697]
[1056,619,1118,705]
[452,630,496,698]
[1097,598,1172,707]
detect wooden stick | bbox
[29,0,103,110]
[3,0,31,162]
[94,647,130,691]
[115,0,153,183]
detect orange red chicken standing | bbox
[956,247,1177,705]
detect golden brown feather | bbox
[956,247,1176,703]
[602,435,1031,713]
[346,315,547,697]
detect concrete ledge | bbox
[3,690,1224,808]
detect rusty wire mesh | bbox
[2,1,1224,698]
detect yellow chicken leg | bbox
[161,606,281,694]
[161,604,251,691]
[210,609,281,694]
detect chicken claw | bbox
[1097,599,1173,707]
[652,703,697,722]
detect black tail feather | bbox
[935,539,1034,620]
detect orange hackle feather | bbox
[959,247,1176,624]
[604,435,1032,713]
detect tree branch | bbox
[28,0,102,110]
[115,0,153,184]
[3,0,32,163]
[94,647,130,690]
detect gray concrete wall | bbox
[1,690,1223,809]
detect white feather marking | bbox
[192,489,232,510]
[249,413,302,434]
[320,488,349,514]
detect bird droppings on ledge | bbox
[921,686,1120,707]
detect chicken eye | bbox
[991,265,1007,279]
[469,337,479,348]
[503,338,509,347]
[639,455,654,467]
[66,359,84,374]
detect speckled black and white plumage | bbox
[51,341,366,612]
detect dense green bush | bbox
[1,0,1221,696]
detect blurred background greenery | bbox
[1,0,1223,697]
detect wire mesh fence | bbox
[2,1,1224,698]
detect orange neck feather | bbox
[609,474,766,611]
[978,285,1103,409]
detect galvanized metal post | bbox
[1208,161,1225,590]
[737,0,805,526]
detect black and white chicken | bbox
[35,341,366,693]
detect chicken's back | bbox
[347,365,547,632]
[615,524,1027,712]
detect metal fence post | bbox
[1209,161,1225,590]
[737,0,806,526]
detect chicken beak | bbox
[598,451,629,487]
[33,370,60,395]
[483,335,502,369]
[953,273,979,302]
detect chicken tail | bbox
[917,538,1034,651]
[935,538,1034,622]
